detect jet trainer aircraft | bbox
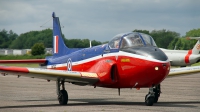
[0,12,200,106]
[161,37,200,67]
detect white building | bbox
[0,48,52,55]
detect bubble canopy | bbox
[108,32,157,49]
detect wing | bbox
[168,66,200,77]
[0,66,99,85]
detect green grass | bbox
[0,63,39,67]
[171,62,200,68]
[0,54,49,60]
[0,55,46,67]
[192,62,200,66]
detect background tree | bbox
[186,28,200,37]
[168,28,200,50]
[1,28,199,50]
[167,38,179,49]
[91,40,102,46]
[184,28,200,49]
[0,29,18,48]
[150,29,180,48]
[133,29,180,49]
[10,29,52,49]
[31,43,45,56]
[8,28,102,49]
[133,29,150,34]
[64,38,102,48]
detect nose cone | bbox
[121,46,168,61]
[145,61,170,86]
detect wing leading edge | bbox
[168,66,200,77]
[0,66,99,85]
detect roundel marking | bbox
[67,58,72,71]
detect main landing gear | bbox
[56,79,68,105]
[145,84,161,106]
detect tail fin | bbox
[187,37,200,54]
[52,12,69,56]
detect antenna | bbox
[174,45,177,50]
[90,40,92,48]
[40,18,64,29]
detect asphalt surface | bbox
[0,73,200,112]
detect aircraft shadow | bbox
[15,99,56,102]
[0,98,199,109]
[68,98,200,108]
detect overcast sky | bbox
[0,0,199,42]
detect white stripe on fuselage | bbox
[47,51,169,68]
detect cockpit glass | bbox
[120,33,144,49]
[108,33,157,49]
[140,33,157,46]
[108,35,121,49]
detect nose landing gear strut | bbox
[145,84,161,106]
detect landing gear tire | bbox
[145,96,154,106]
[153,91,159,103]
[57,79,68,105]
[58,90,68,105]
[153,84,161,103]
[145,87,155,106]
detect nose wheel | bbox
[57,79,68,105]
[145,84,161,106]
[153,84,161,103]
[145,87,155,106]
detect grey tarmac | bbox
[0,73,200,112]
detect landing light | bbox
[155,67,159,70]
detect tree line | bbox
[0,29,102,49]
[134,29,199,50]
[0,28,200,50]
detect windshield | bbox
[140,33,157,46]
[120,33,144,49]
[108,34,122,49]
[108,32,157,49]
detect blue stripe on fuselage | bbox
[46,44,108,65]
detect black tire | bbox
[154,92,160,103]
[153,88,160,103]
[145,97,154,106]
[145,94,148,101]
[154,96,159,103]
[58,90,68,105]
